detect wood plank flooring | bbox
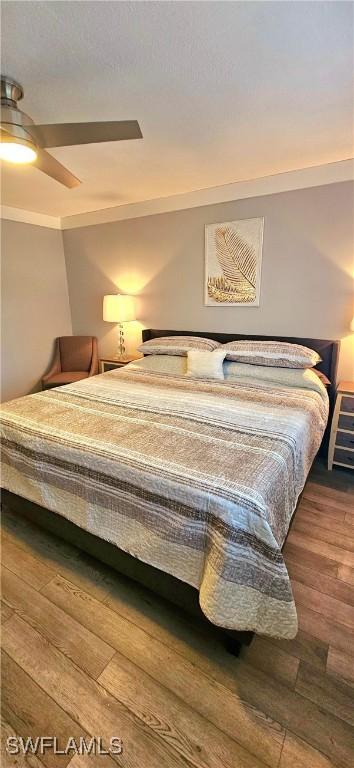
[1,460,354,768]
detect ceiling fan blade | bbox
[34,148,81,188]
[29,120,142,148]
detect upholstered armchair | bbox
[42,336,99,389]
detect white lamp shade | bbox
[103,294,136,323]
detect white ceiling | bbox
[1,1,353,218]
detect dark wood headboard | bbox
[142,329,340,437]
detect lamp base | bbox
[117,323,128,361]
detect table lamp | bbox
[103,294,136,360]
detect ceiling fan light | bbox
[0,137,37,164]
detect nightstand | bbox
[99,356,141,374]
[328,381,354,470]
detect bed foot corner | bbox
[225,638,241,656]
[224,631,254,656]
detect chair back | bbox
[59,336,96,372]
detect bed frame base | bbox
[2,490,254,655]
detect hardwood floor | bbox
[1,460,354,768]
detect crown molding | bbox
[1,159,353,231]
[60,158,354,230]
[0,205,61,229]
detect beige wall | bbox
[1,220,72,402]
[64,181,354,380]
[2,182,351,402]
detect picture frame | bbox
[205,217,264,306]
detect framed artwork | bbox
[205,217,264,306]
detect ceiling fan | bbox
[0,76,143,188]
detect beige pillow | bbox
[223,340,321,368]
[224,361,327,396]
[129,355,187,375]
[186,349,226,379]
[138,336,220,356]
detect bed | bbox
[0,330,339,652]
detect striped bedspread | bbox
[0,366,328,638]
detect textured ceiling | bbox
[1,0,353,217]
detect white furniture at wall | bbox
[99,356,140,374]
[328,381,354,470]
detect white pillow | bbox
[186,349,226,380]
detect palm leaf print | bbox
[215,226,256,289]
